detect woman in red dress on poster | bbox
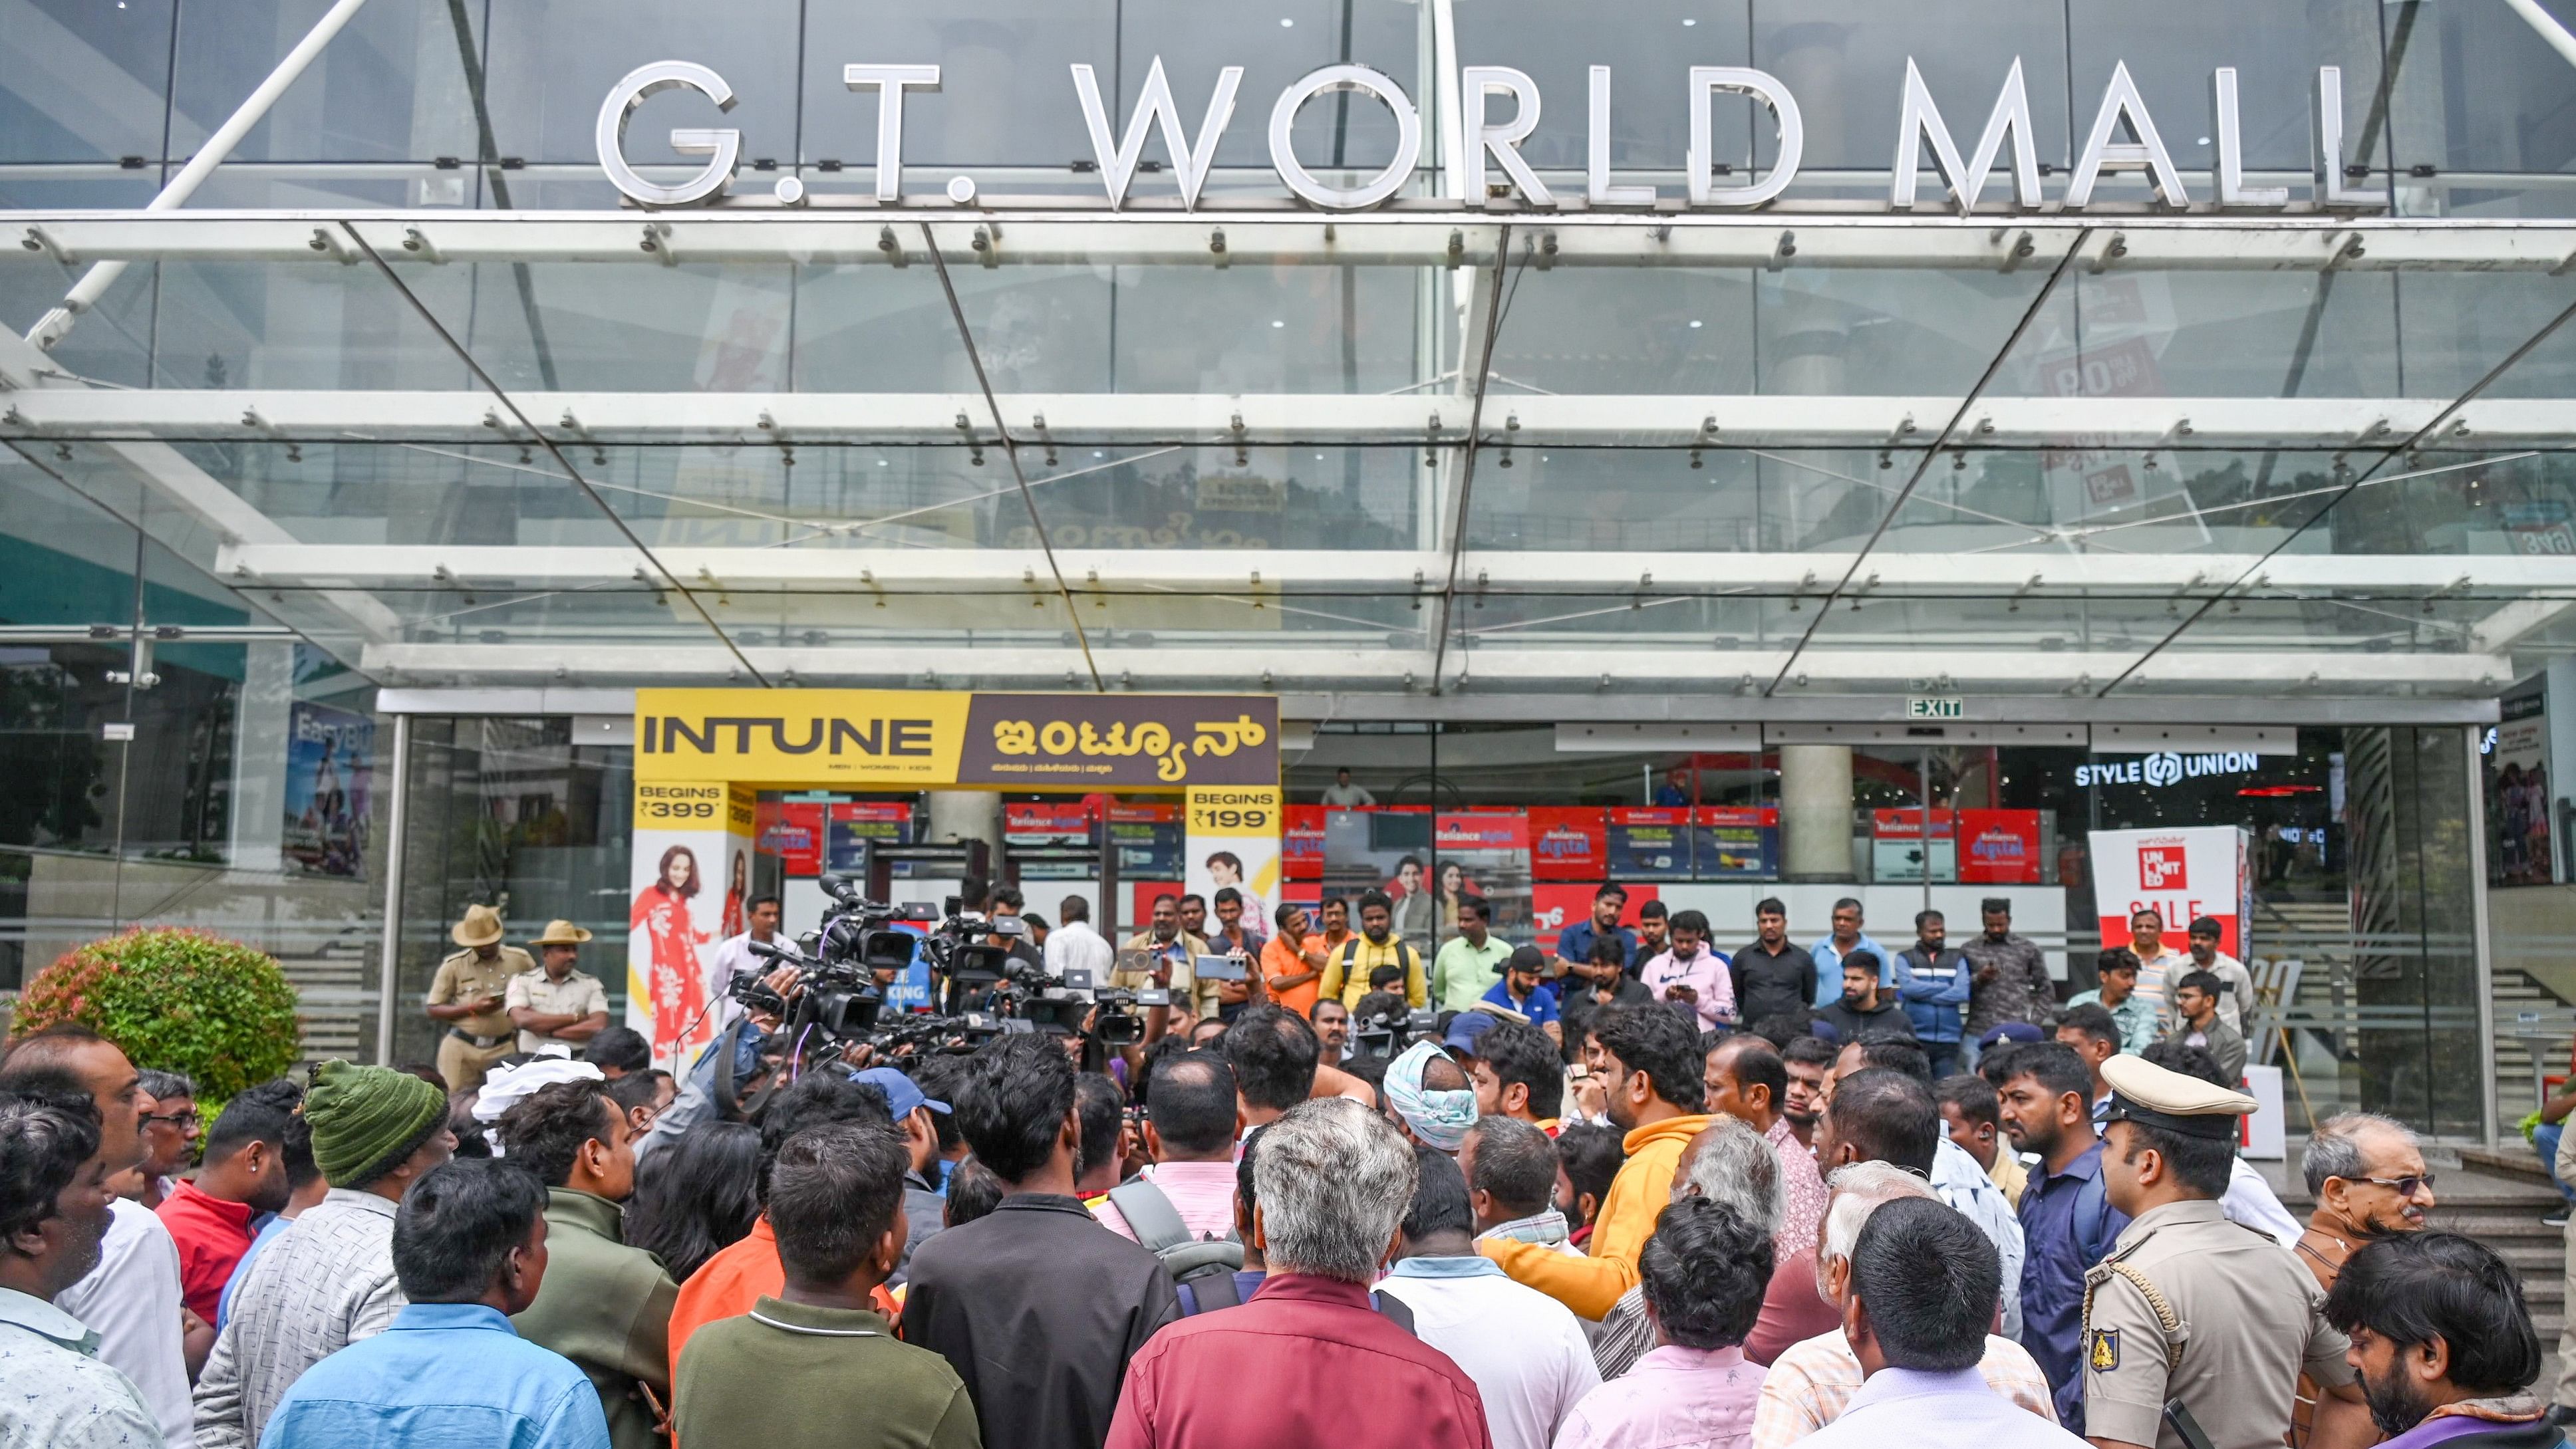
[722,849,747,939]
[632,844,710,1063]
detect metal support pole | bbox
[2504,0,2576,72]
[374,712,410,1067]
[2467,722,2500,1148]
[27,0,375,350]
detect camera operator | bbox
[1117,894,1211,1041]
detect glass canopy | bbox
[5,211,2575,700]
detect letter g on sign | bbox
[597,61,740,207]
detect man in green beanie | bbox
[192,1061,455,1449]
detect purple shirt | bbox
[1639,949,1736,1028]
[2383,1414,2553,1449]
[1556,1344,1765,1449]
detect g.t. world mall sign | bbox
[599,55,2388,216]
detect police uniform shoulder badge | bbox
[2088,1327,2120,1372]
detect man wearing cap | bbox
[427,904,535,1091]
[509,921,613,1056]
[1479,946,1563,1047]
[2181,918,2257,1036]
[1434,896,1514,1017]
[852,1066,954,1279]
[2081,1054,2373,1449]
[192,1061,456,1449]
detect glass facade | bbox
[2,0,2571,1137]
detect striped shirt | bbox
[190,1191,404,1449]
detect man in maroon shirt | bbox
[155,1080,299,1321]
[1105,1097,1493,1449]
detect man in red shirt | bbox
[1105,1097,1492,1449]
[156,1079,299,1321]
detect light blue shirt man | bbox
[1810,931,1896,1008]
[0,1285,165,1449]
[255,1302,609,1449]
[1800,1366,2089,1449]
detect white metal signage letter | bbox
[1071,58,1243,210]
[2066,61,2188,208]
[1461,65,1551,207]
[2314,66,2378,207]
[1268,65,1421,210]
[844,65,942,203]
[2210,68,2288,207]
[595,61,740,209]
[1687,67,1802,208]
[1587,66,1654,207]
[1890,57,2042,213]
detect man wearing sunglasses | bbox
[2292,1113,2437,1446]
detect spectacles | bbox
[142,1110,199,1128]
[2356,1172,2437,1198]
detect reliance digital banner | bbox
[1283,805,1327,880]
[1607,808,1695,880]
[1694,807,1779,880]
[1530,807,1608,881]
[1959,809,2043,884]
[824,801,913,873]
[2088,825,2253,957]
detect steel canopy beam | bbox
[217,541,2576,598]
[8,211,2576,273]
[12,388,2573,452]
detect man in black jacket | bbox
[2325,1231,2564,1449]
[1812,954,1918,1045]
[1729,896,1816,1029]
[901,1034,1180,1449]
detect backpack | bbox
[1109,1180,1246,1306]
[1334,938,1419,995]
[2068,1163,2119,1267]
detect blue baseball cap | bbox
[1443,1011,1499,1054]
[853,1066,950,1120]
[1979,1021,2046,1049]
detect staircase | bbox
[2418,1150,2571,1359]
[275,925,378,1066]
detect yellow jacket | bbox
[1482,1113,1711,1321]
[1315,934,1427,1011]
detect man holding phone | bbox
[1118,894,1211,1030]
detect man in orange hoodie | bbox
[1481,1003,1710,1321]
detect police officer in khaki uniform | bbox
[505,919,613,1055]
[2082,1053,2374,1449]
[428,904,533,1091]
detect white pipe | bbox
[374,712,410,1067]
[27,0,374,350]
[2504,0,2576,73]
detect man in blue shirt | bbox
[1809,897,1895,1008]
[1477,946,1562,1045]
[1895,909,1972,1077]
[1993,1041,2128,1434]
[259,1158,610,1449]
[1553,884,1638,982]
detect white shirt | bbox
[1320,783,1376,807]
[1376,1258,1600,1449]
[58,1196,194,1449]
[2223,1157,2303,1248]
[1932,1136,2027,1341]
[1802,1366,2089,1449]
[1044,919,1115,982]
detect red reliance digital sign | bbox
[1436,811,1530,851]
[1958,809,2043,884]
[1004,800,1094,848]
[1284,805,1327,880]
[1528,807,1606,880]
[761,801,825,876]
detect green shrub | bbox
[15,927,303,1105]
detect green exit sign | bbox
[1907,696,1964,720]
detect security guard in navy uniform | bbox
[2080,1054,2374,1449]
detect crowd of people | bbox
[0,884,2557,1449]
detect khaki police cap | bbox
[2100,1053,2257,1140]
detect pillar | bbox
[927,790,1002,852]
[227,642,294,872]
[1781,743,1856,881]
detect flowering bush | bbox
[15,927,303,1103]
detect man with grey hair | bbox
[1104,1099,1493,1449]
[2295,1113,2437,1440]
[1751,1163,2059,1448]
[1590,1116,1827,1378]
